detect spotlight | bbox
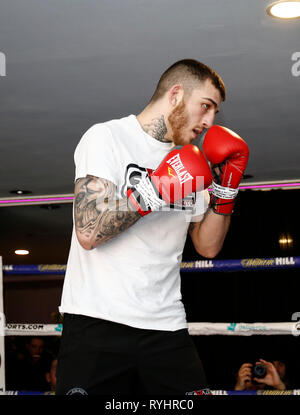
[267,1,300,19]
[15,249,29,255]
[278,234,293,248]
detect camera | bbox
[252,363,267,379]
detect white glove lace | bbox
[134,175,167,211]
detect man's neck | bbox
[136,110,172,144]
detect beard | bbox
[167,98,190,146]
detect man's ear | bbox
[168,84,184,106]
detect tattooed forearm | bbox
[74,175,140,249]
[140,115,170,143]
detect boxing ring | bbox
[1,256,300,395]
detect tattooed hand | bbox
[74,175,140,250]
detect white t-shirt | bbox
[59,114,209,331]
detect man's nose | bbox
[202,112,215,129]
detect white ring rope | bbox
[3,321,299,337]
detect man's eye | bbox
[202,103,210,111]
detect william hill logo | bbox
[241,257,295,268]
[181,261,214,269]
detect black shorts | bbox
[56,313,208,395]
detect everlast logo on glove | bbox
[166,153,194,185]
[127,144,212,216]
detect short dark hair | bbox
[149,59,226,103]
[27,336,44,344]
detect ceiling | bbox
[0,0,299,265]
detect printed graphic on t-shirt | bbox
[121,163,195,211]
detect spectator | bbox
[234,358,290,391]
[9,336,53,391]
[45,358,58,392]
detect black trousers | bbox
[56,313,208,395]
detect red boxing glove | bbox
[127,144,212,216]
[203,125,249,215]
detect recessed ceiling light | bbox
[10,190,32,195]
[15,249,29,255]
[267,1,300,19]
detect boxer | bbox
[56,59,249,395]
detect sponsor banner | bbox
[181,256,300,272]
[2,257,300,275]
[189,322,295,336]
[3,391,54,395]
[5,323,63,336]
[188,322,296,336]
[2,389,300,396]
[213,390,299,395]
[2,264,67,275]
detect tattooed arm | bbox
[74,175,141,250]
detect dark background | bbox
[2,188,300,390]
[1,0,300,394]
